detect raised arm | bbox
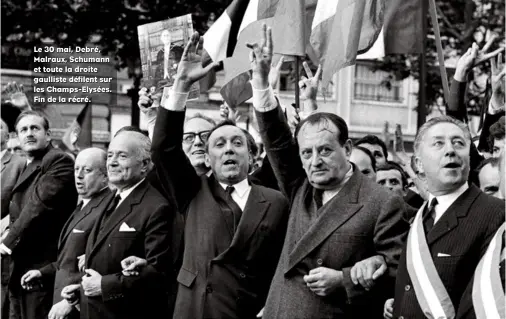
[150,32,218,210]
[248,25,305,199]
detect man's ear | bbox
[46,129,52,143]
[344,139,353,158]
[205,153,211,168]
[414,156,424,176]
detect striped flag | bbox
[310,0,384,86]
[61,101,92,152]
[203,0,279,63]
[358,0,423,59]
[206,0,280,106]
[272,0,306,57]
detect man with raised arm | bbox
[147,32,289,319]
[250,25,409,319]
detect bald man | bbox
[20,148,111,319]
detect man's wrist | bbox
[251,78,269,91]
[173,79,192,93]
[0,243,12,255]
[453,70,467,83]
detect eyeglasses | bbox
[182,131,211,144]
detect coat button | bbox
[317,258,323,266]
[405,285,411,291]
[240,273,246,279]
[206,285,213,293]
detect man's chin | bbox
[191,157,206,167]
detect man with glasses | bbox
[138,90,215,177]
[181,114,215,176]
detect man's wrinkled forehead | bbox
[299,120,339,139]
[423,122,467,141]
[209,125,246,142]
[184,117,214,133]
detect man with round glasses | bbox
[181,114,215,176]
[139,88,216,177]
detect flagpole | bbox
[417,0,428,129]
[294,56,301,110]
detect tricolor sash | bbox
[472,223,505,319]
[406,203,456,319]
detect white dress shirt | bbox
[115,178,146,208]
[322,165,354,205]
[428,183,469,224]
[219,178,252,211]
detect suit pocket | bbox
[177,268,197,288]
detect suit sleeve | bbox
[447,78,468,122]
[39,261,57,277]
[3,152,75,253]
[255,106,304,199]
[341,195,409,302]
[101,203,173,301]
[151,107,200,211]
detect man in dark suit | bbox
[146,32,289,319]
[18,147,110,319]
[154,29,184,87]
[248,26,408,319]
[0,110,77,319]
[75,131,176,319]
[0,119,25,219]
[0,118,25,318]
[388,116,505,318]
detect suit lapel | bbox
[215,185,269,261]
[1,152,12,173]
[87,181,149,264]
[59,188,111,249]
[207,176,235,238]
[12,159,40,192]
[427,185,480,246]
[285,171,364,274]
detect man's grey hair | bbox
[114,131,152,164]
[414,116,472,156]
[184,113,216,127]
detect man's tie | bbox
[97,194,122,233]
[423,198,438,235]
[314,189,324,210]
[225,186,242,232]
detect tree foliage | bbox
[1,0,229,76]
[2,0,504,115]
[374,0,505,115]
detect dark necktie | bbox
[97,194,122,233]
[74,201,83,213]
[314,189,324,210]
[225,186,242,232]
[423,198,438,235]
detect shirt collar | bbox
[81,198,92,208]
[219,178,251,198]
[322,164,354,204]
[428,183,469,212]
[1,149,7,159]
[116,178,146,200]
[81,186,109,209]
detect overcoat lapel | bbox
[285,171,364,274]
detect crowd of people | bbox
[0,25,505,319]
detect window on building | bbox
[353,62,403,103]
